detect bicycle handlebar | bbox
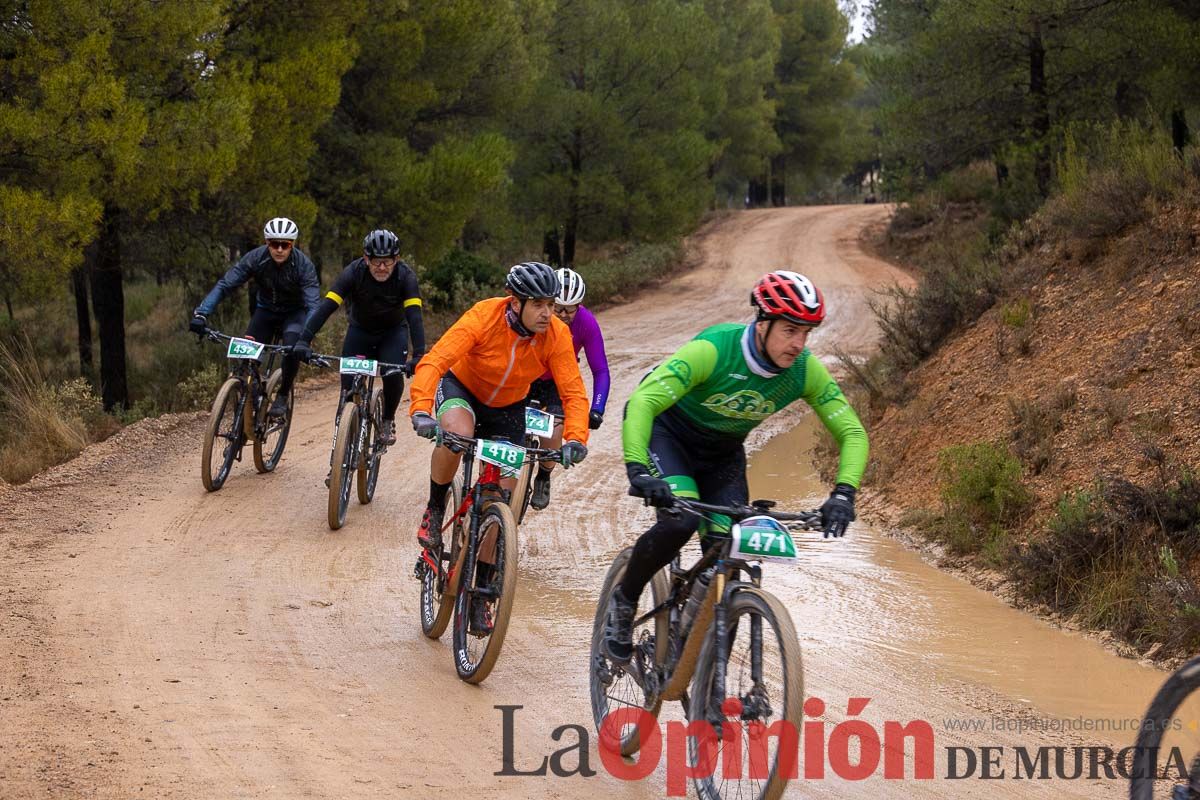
[201,328,294,353]
[626,487,821,529]
[309,353,407,377]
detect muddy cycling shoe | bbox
[469,597,495,637]
[267,394,290,420]
[417,503,444,551]
[530,471,551,511]
[604,587,636,664]
[379,419,396,446]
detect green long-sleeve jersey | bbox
[622,323,868,488]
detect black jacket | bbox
[197,245,320,316]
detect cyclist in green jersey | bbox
[604,270,868,663]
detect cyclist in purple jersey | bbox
[525,267,610,510]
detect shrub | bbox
[939,442,1031,528]
[1041,121,1188,239]
[1007,383,1076,474]
[579,242,681,307]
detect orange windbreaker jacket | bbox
[409,297,590,444]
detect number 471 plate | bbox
[731,515,797,562]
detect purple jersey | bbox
[541,305,610,413]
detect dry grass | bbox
[0,337,112,483]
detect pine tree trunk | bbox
[1172,108,1191,152]
[769,154,787,207]
[1028,22,1051,197]
[87,207,129,411]
[563,126,583,267]
[71,266,93,375]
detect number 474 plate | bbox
[731,515,797,562]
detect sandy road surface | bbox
[0,205,1170,799]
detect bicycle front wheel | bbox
[253,368,293,473]
[327,404,360,530]
[1130,655,1200,800]
[420,476,465,640]
[451,501,518,684]
[201,378,244,492]
[357,388,383,504]
[689,588,803,800]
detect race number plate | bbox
[478,439,527,478]
[525,406,555,438]
[731,515,797,563]
[227,337,265,360]
[340,357,379,376]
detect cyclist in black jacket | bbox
[293,229,426,447]
[190,217,320,418]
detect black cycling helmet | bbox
[363,229,401,258]
[505,261,560,299]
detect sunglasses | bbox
[367,256,397,268]
[267,240,293,251]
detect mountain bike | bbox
[414,428,560,684]
[509,402,560,523]
[199,329,294,491]
[310,354,405,530]
[590,494,822,800]
[1130,654,1200,799]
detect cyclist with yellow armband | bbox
[294,229,426,446]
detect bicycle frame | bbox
[628,498,820,706]
[205,329,288,445]
[425,432,508,611]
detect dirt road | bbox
[0,205,1170,799]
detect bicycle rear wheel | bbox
[201,378,244,492]
[688,588,803,800]
[589,547,670,757]
[451,501,518,684]
[1130,655,1200,799]
[420,476,465,640]
[357,388,383,504]
[253,368,293,473]
[327,404,360,530]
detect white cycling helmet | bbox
[263,217,299,241]
[556,267,586,306]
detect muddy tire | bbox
[451,502,517,684]
[201,378,244,492]
[420,477,465,640]
[253,369,292,474]
[1130,654,1200,800]
[357,389,384,505]
[327,404,359,530]
[689,588,803,800]
[589,548,671,757]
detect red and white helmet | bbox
[751,271,825,326]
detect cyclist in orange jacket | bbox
[408,262,591,552]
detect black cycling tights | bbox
[618,510,703,603]
[341,324,409,420]
[245,307,305,395]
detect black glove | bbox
[561,440,587,468]
[189,313,208,336]
[291,340,313,363]
[588,410,603,430]
[626,463,673,508]
[411,411,439,440]
[820,483,856,538]
[404,355,422,378]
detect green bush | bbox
[1041,121,1190,239]
[420,248,507,311]
[938,442,1031,530]
[578,242,682,307]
